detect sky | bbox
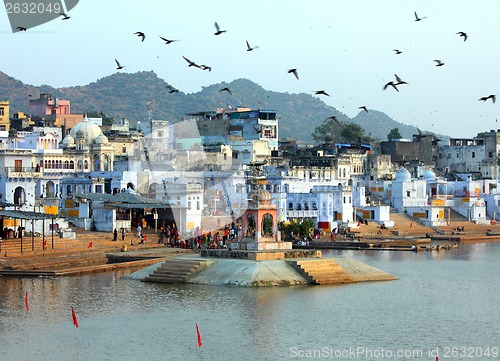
[1,0,500,139]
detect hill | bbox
[0,70,425,143]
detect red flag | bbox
[196,323,202,348]
[25,291,29,312]
[87,241,93,248]
[436,354,439,361]
[71,307,79,328]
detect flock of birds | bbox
[111,13,496,127]
[15,10,497,128]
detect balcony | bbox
[5,167,42,179]
[286,210,319,218]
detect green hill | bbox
[0,70,426,143]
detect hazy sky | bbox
[1,0,500,138]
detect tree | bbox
[311,117,344,144]
[387,127,402,141]
[311,120,374,144]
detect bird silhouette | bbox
[166,85,179,93]
[434,59,445,67]
[159,36,178,44]
[200,65,212,72]
[457,31,467,42]
[288,69,299,80]
[478,95,496,103]
[252,126,262,133]
[359,106,369,113]
[325,115,340,124]
[246,40,259,51]
[16,26,27,31]
[182,56,201,68]
[214,22,227,35]
[60,12,70,20]
[220,87,232,95]
[115,59,126,70]
[414,11,427,21]
[383,81,399,92]
[394,74,408,86]
[134,31,146,42]
[393,49,402,54]
[314,90,330,96]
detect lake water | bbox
[1,242,499,361]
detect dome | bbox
[423,169,436,180]
[256,188,271,201]
[69,115,103,145]
[394,168,411,182]
[95,133,109,144]
[62,134,75,145]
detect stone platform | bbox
[201,248,322,260]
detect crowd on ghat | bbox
[134,221,242,251]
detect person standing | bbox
[113,228,118,242]
[137,225,142,238]
[121,228,125,242]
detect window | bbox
[188,201,191,210]
[407,191,411,197]
[0,107,4,116]
[157,130,164,137]
[197,201,200,210]
[122,146,127,154]
[472,152,475,158]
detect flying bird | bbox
[200,64,212,71]
[16,26,27,31]
[359,106,369,113]
[60,12,70,20]
[478,95,496,103]
[314,90,330,96]
[115,59,126,70]
[166,85,179,93]
[246,40,259,51]
[252,126,262,133]
[414,11,427,21]
[214,22,227,35]
[394,74,408,85]
[134,31,146,42]
[434,59,445,67]
[325,115,340,124]
[159,36,178,44]
[383,81,399,92]
[220,87,232,95]
[182,56,200,68]
[288,69,299,80]
[457,31,467,42]
[393,49,402,54]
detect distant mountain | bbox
[0,70,428,143]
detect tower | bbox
[229,162,292,259]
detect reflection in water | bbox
[0,243,499,361]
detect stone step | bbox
[143,259,211,284]
[287,259,355,285]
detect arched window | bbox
[69,160,74,169]
[103,155,110,171]
[77,160,82,170]
[94,155,100,171]
[84,160,89,170]
[64,160,69,169]
[288,202,293,210]
[261,213,273,237]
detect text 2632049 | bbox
[5,2,62,14]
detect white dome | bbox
[395,168,411,182]
[69,116,103,145]
[95,133,109,144]
[62,134,75,145]
[423,169,436,180]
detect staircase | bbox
[143,258,213,284]
[286,259,354,285]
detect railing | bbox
[5,167,42,178]
[286,210,319,218]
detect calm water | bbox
[1,243,499,361]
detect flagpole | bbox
[71,307,80,361]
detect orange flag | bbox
[25,291,29,312]
[196,323,202,348]
[71,307,79,328]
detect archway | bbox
[13,186,26,205]
[261,213,273,237]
